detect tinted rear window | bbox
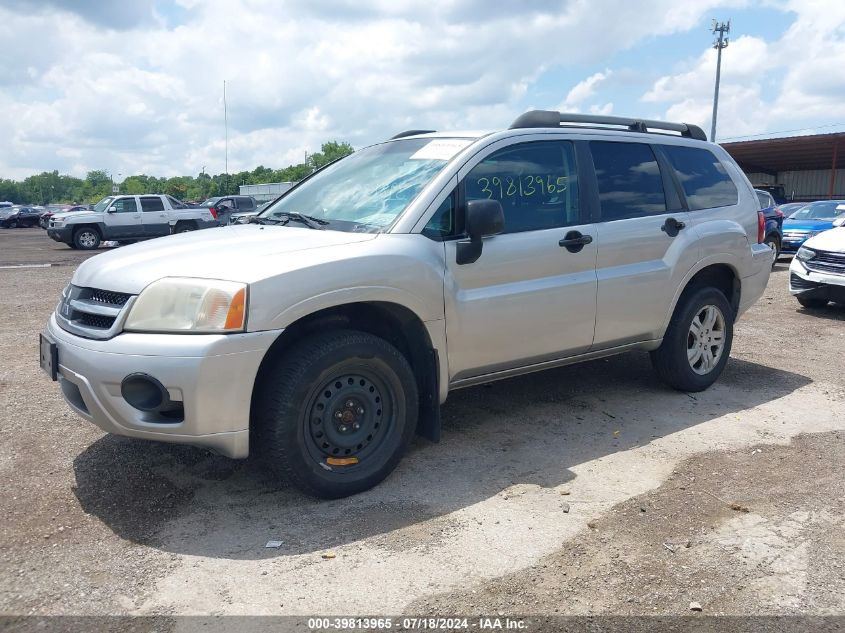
[662,146,738,210]
[140,197,165,212]
[590,141,667,221]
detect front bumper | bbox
[789,258,845,302]
[47,226,72,243]
[46,314,281,458]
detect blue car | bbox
[755,189,784,263]
[781,200,845,255]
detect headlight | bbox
[125,278,247,333]
[796,247,816,262]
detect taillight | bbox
[757,212,765,243]
[209,206,218,219]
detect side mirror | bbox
[456,199,505,265]
[106,207,116,213]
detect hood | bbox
[803,226,845,253]
[783,218,834,231]
[0,210,16,217]
[72,224,379,293]
[52,211,100,221]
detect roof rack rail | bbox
[390,129,437,140]
[509,110,708,142]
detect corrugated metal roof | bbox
[722,132,845,173]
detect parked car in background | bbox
[789,218,845,308]
[46,194,216,249]
[781,200,845,255]
[753,183,788,205]
[0,206,42,228]
[230,199,273,224]
[775,202,805,218]
[196,195,257,225]
[755,189,783,263]
[40,205,93,228]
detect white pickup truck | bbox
[47,194,216,249]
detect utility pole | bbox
[710,19,730,142]
[223,79,229,193]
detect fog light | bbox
[121,374,170,412]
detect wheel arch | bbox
[661,261,741,337]
[251,301,443,443]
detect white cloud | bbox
[642,2,845,140]
[560,70,612,112]
[2,0,840,179]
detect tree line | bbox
[0,141,354,205]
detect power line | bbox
[719,123,845,142]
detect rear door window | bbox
[140,197,166,212]
[662,146,738,210]
[590,141,667,221]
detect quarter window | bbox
[662,145,738,210]
[111,198,138,213]
[464,141,580,233]
[590,141,667,221]
[422,190,457,240]
[140,197,165,212]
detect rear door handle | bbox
[559,231,593,253]
[661,217,686,236]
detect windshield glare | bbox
[93,197,116,213]
[260,137,470,232]
[789,201,845,220]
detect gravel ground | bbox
[0,228,843,625]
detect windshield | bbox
[259,137,471,232]
[93,197,116,213]
[789,201,845,220]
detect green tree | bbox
[309,141,354,170]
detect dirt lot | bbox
[0,228,844,626]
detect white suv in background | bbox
[41,111,772,497]
[789,219,845,308]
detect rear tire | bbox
[797,296,828,309]
[254,330,418,498]
[650,287,734,392]
[173,222,196,234]
[73,227,101,250]
[8,221,17,229]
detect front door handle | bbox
[661,217,686,236]
[559,231,593,253]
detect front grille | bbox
[79,313,117,329]
[56,285,135,339]
[90,289,131,306]
[783,231,807,240]
[805,250,845,275]
[790,273,822,291]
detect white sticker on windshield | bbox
[409,139,472,161]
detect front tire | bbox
[797,296,828,309]
[73,227,101,250]
[255,330,419,498]
[650,287,734,392]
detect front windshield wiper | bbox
[249,211,328,230]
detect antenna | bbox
[223,79,229,193]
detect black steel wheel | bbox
[255,330,418,498]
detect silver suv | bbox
[41,112,773,497]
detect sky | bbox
[1,0,844,180]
